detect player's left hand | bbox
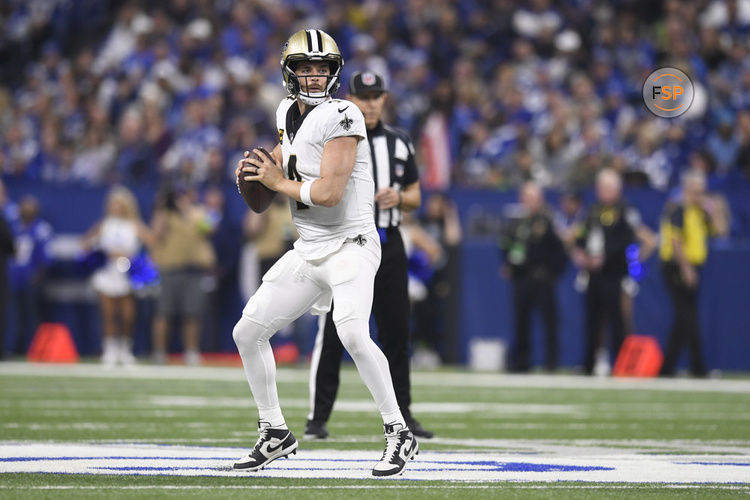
[375,187,400,209]
[242,149,284,191]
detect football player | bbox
[232,29,418,476]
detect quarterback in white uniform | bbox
[231,29,418,477]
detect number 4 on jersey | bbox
[287,155,308,210]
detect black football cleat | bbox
[233,420,298,471]
[405,417,434,439]
[372,422,418,477]
[303,419,329,440]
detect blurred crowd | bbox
[2,0,750,193]
[0,0,749,368]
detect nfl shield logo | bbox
[395,164,404,177]
[362,72,376,86]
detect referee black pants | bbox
[310,227,412,423]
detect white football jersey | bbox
[275,97,376,260]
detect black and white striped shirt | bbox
[367,121,419,229]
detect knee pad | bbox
[242,292,272,327]
[232,315,271,348]
[335,318,370,359]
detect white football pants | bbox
[232,233,403,426]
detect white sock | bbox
[259,407,287,429]
[382,410,406,427]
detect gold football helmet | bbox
[281,29,343,105]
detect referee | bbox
[305,71,433,439]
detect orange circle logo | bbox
[642,68,694,118]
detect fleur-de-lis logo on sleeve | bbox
[339,114,353,131]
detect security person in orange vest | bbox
[659,170,728,377]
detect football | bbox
[237,147,277,213]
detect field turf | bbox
[1,362,749,498]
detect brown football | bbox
[237,147,277,213]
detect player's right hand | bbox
[237,151,256,180]
[245,148,284,191]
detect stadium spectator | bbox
[0,0,749,197]
[622,126,672,190]
[160,92,223,186]
[412,193,462,362]
[0,182,15,359]
[401,212,444,305]
[0,181,18,236]
[71,125,117,185]
[706,113,741,175]
[150,186,216,365]
[736,109,750,180]
[553,190,585,247]
[113,108,158,184]
[238,208,261,304]
[400,211,445,369]
[500,182,567,372]
[202,186,242,352]
[659,170,729,377]
[7,195,52,356]
[82,186,153,366]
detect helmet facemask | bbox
[283,57,341,106]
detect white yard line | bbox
[1,485,750,491]
[1,362,748,393]
[143,396,579,415]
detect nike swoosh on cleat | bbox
[401,439,416,460]
[338,106,349,113]
[265,439,288,454]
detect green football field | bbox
[1,361,749,499]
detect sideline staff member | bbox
[573,169,642,375]
[306,71,433,439]
[500,182,566,372]
[659,170,728,376]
